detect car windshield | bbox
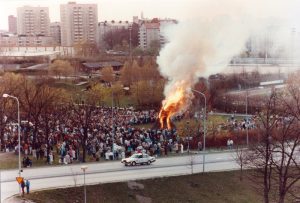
[131,154,140,158]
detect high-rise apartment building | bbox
[60,2,98,46]
[139,18,176,50]
[50,22,61,45]
[8,15,17,34]
[17,6,50,36]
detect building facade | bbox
[138,18,176,50]
[17,6,50,36]
[97,20,131,49]
[50,22,61,45]
[8,15,17,34]
[60,2,98,46]
[0,34,54,47]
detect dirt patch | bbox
[135,194,152,203]
[127,181,145,190]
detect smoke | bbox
[157,0,299,112]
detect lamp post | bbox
[245,90,249,146]
[81,165,88,203]
[2,94,21,178]
[186,121,190,154]
[111,90,115,160]
[189,89,206,173]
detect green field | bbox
[23,170,261,203]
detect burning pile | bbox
[158,82,193,129]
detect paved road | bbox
[1,151,239,202]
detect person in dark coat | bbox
[20,179,25,196]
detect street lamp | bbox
[81,165,88,203]
[186,121,190,154]
[245,90,249,146]
[189,89,206,173]
[111,90,115,160]
[2,94,22,179]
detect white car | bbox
[121,153,156,166]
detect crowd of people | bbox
[1,107,187,165]
[225,114,257,131]
[0,107,257,166]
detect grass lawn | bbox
[0,151,104,170]
[24,170,261,203]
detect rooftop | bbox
[82,61,123,68]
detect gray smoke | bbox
[157,0,299,109]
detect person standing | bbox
[180,143,184,154]
[20,179,25,196]
[198,141,202,151]
[25,179,30,194]
[175,142,179,153]
[49,152,54,164]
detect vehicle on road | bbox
[121,153,156,166]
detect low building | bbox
[82,61,123,72]
[0,34,55,47]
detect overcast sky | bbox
[0,0,299,30]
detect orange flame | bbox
[159,85,190,129]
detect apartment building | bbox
[0,34,53,47]
[17,6,50,36]
[50,22,61,45]
[138,18,176,50]
[60,2,98,46]
[8,15,17,34]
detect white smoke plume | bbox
[157,0,299,112]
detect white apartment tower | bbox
[17,6,50,36]
[60,2,98,46]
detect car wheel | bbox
[132,161,136,166]
[147,161,151,165]
[125,163,128,166]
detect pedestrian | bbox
[198,141,202,151]
[175,142,179,153]
[230,139,234,149]
[25,179,30,194]
[227,139,230,149]
[20,179,25,196]
[49,152,54,164]
[180,143,184,154]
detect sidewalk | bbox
[4,196,34,203]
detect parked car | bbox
[121,153,156,166]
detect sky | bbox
[0,0,299,30]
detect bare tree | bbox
[233,145,248,181]
[244,86,300,203]
[187,154,196,174]
[244,91,278,203]
[269,79,300,203]
[69,87,101,162]
[101,66,114,85]
[49,60,74,80]
[70,166,78,187]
